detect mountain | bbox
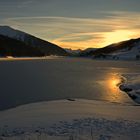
[82,38,140,60]
[0,26,68,56]
[65,48,82,56]
[79,48,98,56]
[0,35,45,57]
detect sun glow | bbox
[110,78,121,89]
[101,74,125,103]
[5,12,140,50]
[100,30,138,47]
[53,30,139,50]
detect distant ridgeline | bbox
[0,26,140,59]
[0,26,68,57]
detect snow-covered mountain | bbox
[111,40,140,59]
[0,26,68,56]
[79,48,98,56]
[82,38,140,60]
[0,26,27,41]
[0,35,44,57]
[65,48,82,55]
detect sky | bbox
[0,0,140,50]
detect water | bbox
[0,57,140,110]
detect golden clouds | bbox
[3,11,140,49]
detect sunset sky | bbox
[0,0,140,50]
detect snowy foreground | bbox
[0,99,140,140]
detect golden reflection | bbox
[99,73,125,103]
[108,77,121,91]
[107,74,125,102]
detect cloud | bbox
[1,11,140,49]
[17,0,34,8]
[0,0,34,8]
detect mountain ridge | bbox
[0,26,68,56]
[80,38,140,59]
[0,35,44,57]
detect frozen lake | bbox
[0,57,140,110]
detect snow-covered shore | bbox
[119,74,140,104]
[0,99,139,140]
[0,56,65,61]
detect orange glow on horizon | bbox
[52,30,139,50]
[9,13,140,50]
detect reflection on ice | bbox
[97,73,128,103]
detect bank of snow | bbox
[0,99,140,140]
[119,74,140,104]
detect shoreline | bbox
[0,56,140,61]
[0,99,139,124]
[0,56,66,61]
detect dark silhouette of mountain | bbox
[0,26,68,56]
[0,35,44,57]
